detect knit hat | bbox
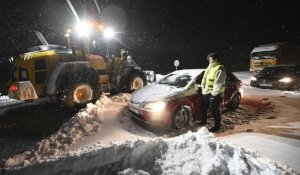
[207,52,220,61]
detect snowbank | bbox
[110,93,131,103]
[0,97,22,109]
[3,128,295,175]
[0,96,9,99]
[156,128,294,175]
[221,132,300,173]
[4,94,130,168]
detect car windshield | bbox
[158,73,193,88]
[261,66,295,74]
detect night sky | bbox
[0,0,299,73]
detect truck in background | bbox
[250,42,300,73]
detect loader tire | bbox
[124,71,147,93]
[57,73,101,109]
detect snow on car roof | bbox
[251,45,279,53]
[166,69,205,78]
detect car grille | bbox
[128,109,145,121]
[258,79,273,84]
[130,98,140,106]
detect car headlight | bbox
[250,76,257,81]
[143,101,166,112]
[278,77,292,83]
[238,87,244,97]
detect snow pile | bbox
[0,95,9,99]
[4,128,295,175]
[0,97,22,110]
[110,93,131,103]
[118,169,150,175]
[4,95,115,168]
[156,128,293,175]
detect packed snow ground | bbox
[234,72,300,138]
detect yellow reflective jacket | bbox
[201,63,226,95]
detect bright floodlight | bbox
[75,21,91,37]
[103,28,115,40]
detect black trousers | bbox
[200,93,222,128]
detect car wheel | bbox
[228,93,241,110]
[171,106,192,129]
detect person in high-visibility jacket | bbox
[200,52,226,132]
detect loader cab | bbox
[13,50,74,96]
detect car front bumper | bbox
[128,105,171,127]
[250,80,295,90]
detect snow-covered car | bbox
[128,69,243,129]
[250,64,300,91]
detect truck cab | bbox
[250,45,280,73]
[250,42,300,73]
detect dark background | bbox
[0,0,299,74]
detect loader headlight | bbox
[75,21,91,37]
[103,27,115,40]
[278,77,293,83]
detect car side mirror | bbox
[197,84,202,93]
[188,82,196,89]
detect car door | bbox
[191,72,203,119]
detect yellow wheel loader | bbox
[8,31,147,108]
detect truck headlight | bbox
[278,77,292,83]
[143,101,166,113]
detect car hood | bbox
[131,83,184,102]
